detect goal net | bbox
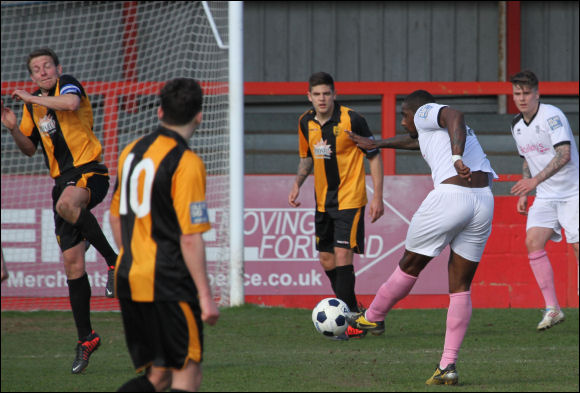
[1,1,237,308]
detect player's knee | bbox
[55,198,75,221]
[147,367,172,391]
[525,236,545,253]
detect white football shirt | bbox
[511,103,579,200]
[414,103,497,186]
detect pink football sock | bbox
[440,291,472,370]
[529,250,560,309]
[365,265,417,322]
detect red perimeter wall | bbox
[2,196,577,311]
[245,196,578,310]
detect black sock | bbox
[74,208,117,268]
[335,265,359,312]
[169,390,191,393]
[324,268,338,295]
[67,273,92,340]
[117,375,156,392]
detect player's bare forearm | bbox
[368,154,384,199]
[295,157,313,187]
[440,107,466,156]
[181,233,220,325]
[512,145,571,197]
[349,131,419,150]
[9,127,36,156]
[21,92,80,112]
[376,134,420,150]
[368,155,385,222]
[109,214,122,251]
[2,102,36,156]
[532,144,571,184]
[522,159,532,179]
[181,233,213,300]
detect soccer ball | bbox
[312,298,350,337]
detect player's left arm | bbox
[510,143,571,196]
[439,106,471,181]
[367,154,384,223]
[181,233,220,326]
[12,90,80,112]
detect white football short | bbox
[405,184,494,262]
[527,195,579,243]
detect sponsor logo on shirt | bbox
[547,116,563,131]
[39,114,57,135]
[190,201,209,224]
[313,139,332,159]
[519,143,550,154]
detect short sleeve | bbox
[172,151,211,235]
[350,110,379,158]
[298,113,311,158]
[19,104,40,147]
[58,75,84,97]
[414,103,447,132]
[544,109,572,147]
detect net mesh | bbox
[1,1,232,308]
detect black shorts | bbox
[315,206,365,254]
[119,299,204,372]
[52,163,109,251]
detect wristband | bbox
[451,155,462,163]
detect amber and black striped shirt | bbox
[298,103,379,212]
[19,74,103,179]
[110,126,211,302]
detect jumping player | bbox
[347,90,497,385]
[1,48,118,373]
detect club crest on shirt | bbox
[547,116,563,131]
[333,126,341,136]
[190,201,209,224]
[417,104,433,119]
[313,139,332,159]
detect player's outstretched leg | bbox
[346,311,385,336]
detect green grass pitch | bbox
[1,305,578,391]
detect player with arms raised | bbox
[1,48,118,374]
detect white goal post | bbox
[0,1,244,307]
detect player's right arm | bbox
[1,100,36,156]
[515,159,532,215]
[289,157,313,207]
[290,116,314,207]
[347,131,419,150]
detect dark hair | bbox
[509,70,539,90]
[159,78,203,126]
[27,48,60,74]
[308,72,335,91]
[404,90,436,112]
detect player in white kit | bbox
[509,70,579,331]
[347,90,497,385]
